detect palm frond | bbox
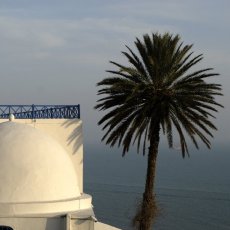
[95,32,223,157]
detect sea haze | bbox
[84,144,230,230]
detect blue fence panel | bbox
[0,105,80,119]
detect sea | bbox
[84,144,230,230]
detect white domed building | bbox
[0,105,120,230]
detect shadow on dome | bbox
[62,119,82,155]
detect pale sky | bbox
[0,0,229,146]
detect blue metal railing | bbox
[0,105,80,119]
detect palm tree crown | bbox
[95,33,222,157]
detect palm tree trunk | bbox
[140,143,159,229]
[133,124,160,230]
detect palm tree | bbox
[95,33,223,230]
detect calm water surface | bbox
[84,144,230,230]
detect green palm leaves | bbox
[95,33,223,157]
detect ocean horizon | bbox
[84,143,230,229]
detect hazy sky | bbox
[0,0,229,147]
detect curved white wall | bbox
[0,122,80,203]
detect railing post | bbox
[78,104,80,119]
[32,104,35,119]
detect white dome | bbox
[0,121,81,204]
